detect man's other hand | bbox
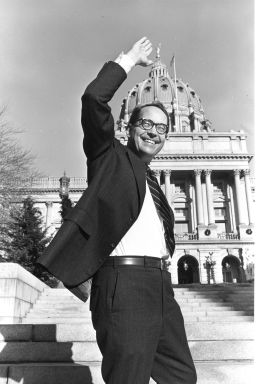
[126,37,153,67]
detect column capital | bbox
[243,169,250,176]
[233,169,241,177]
[204,169,212,177]
[46,201,53,207]
[194,169,202,176]
[151,169,161,177]
[163,169,171,176]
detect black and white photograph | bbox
[0,1,254,383]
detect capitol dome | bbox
[117,48,212,135]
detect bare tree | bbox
[0,107,39,224]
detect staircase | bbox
[0,284,254,383]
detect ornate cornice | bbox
[154,154,253,161]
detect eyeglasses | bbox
[135,118,168,134]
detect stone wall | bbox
[0,263,47,324]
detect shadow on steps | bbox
[0,324,95,384]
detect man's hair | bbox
[128,101,170,132]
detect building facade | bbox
[21,53,255,285]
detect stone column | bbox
[198,250,209,284]
[233,170,245,225]
[170,262,178,284]
[173,98,180,132]
[205,170,215,225]
[194,169,204,225]
[213,252,224,284]
[163,169,172,205]
[45,201,53,228]
[243,169,254,225]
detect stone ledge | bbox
[0,264,48,323]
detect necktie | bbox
[146,168,175,256]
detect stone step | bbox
[37,296,254,305]
[26,308,253,319]
[174,291,253,296]
[172,284,253,288]
[41,291,254,298]
[24,286,254,325]
[25,309,253,318]
[28,305,253,316]
[30,302,254,313]
[23,315,254,324]
[0,361,254,384]
[176,298,253,304]
[0,340,253,362]
[41,288,254,300]
[42,287,254,295]
[33,298,253,308]
[0,322,253,342]
[177,288,254,292]
[174,293,254,300]
[22,318,93,324]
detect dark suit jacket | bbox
[38,61,148,287]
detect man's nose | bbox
[147,126,158,136]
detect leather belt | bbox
[102,256,170,271]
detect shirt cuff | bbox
[115,52,135,74]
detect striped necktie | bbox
[146,168,175,257]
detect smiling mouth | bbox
[142,138,159,145]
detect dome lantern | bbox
[149,44,168,79]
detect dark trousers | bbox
[90,262,197,384]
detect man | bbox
[38,37,197,384]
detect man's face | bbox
[128,106,167,163]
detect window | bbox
[213,182,223,193]
[175,183,186,194]
[215,222,227,233]
[215,208,226,218]
[175,221,189,233]
[214,207,227,233]
[175,208,188,218]
[175,207,190,233]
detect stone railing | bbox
[69,177,88,189]
[217,232,239,240]
[0,263,48,324]
[10,177,88,190]
[174,233,198,241]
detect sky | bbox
[0,0,254,177]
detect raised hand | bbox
[126,37,153,67]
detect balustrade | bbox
[217,232,239,240]
[174,232,198,241]
[9,177,88,189]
